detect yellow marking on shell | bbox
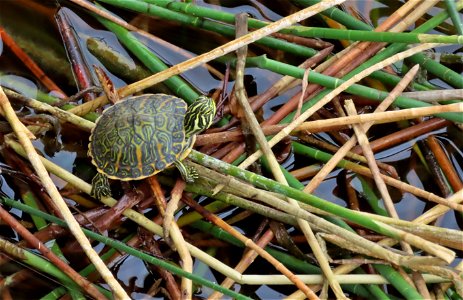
[114,148,122,174]
[179,135,195,161]
[88,94,196,181]
[156,143,164,170]
[136,147,143,173]
[103,171,157,181]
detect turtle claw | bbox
[174,161,198,183]
[91,173,111,199]
[186,166,198,182]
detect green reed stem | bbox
[0,236,112,298]
[444,0,463,35]
[368,71,431,91]
[192,218,409,299]
[94,11,200,104]
[42,236,133,300]
[191,220,322,274]
[343,1,463,88]
[143,0,463,44]
[0,76,99,122]
[194,219,405,299]
[188,149,427,243]
[350,1,463,89]
[374,264,424,300]
[357,176,388,217]
[280,27,463,44]
[0,197,251,300]
[406,52,463,88]
[98,0,318,58]
[352,268,392,300]
[243,55,463,123]
[290,0,372,30]
[447,287,463,300]
[22,191,48,230]
[331,215,421,299]
[298,0,463,88]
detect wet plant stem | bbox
[0,237,112,299]
[232,44,459,192]
[6,137,461,291]
[4,89,95,132]
[162,179,193,299]
[55,10,97,102]
[239,12,343,299]
[303,65,418,197]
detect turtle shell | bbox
[89,94,193,180]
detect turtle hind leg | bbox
[174,160,198,183]
[91,173,111,199]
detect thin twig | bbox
[4,89,94,132]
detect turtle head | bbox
[184,95,216,137]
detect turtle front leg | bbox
[174,160,198,183]
[91,172,112,199]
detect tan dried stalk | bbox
[243,273,449,285]
[402,89,463,102]
[4,89,94,132]
[289,191,463,299]
[208,232,274,299]
[415,190,463,224]
[295,102,462,131]
[162,180,193,299]
[197,102,462,146]
[193,163,455,269]
[210,44,463,212]
[228,14,320,299]
[344,98,430,295]
[234,13,343,299]
[0,87,130,300]
[6,139,246,281]
[344,99,400,216]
